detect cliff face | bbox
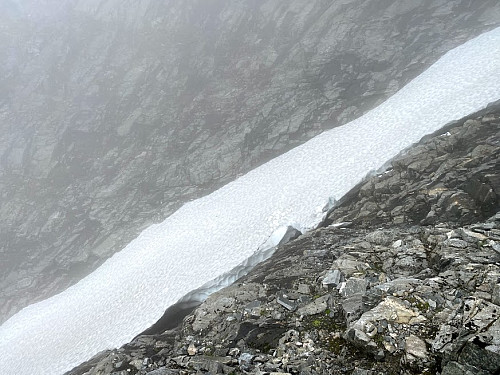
[67,107,500,375]
[1,0,500,323]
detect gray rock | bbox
[322,270,343,287]
[342,295,365,324]
[365,230,394,246]
[330,255,371,277]
[404,335,429,360]
[445,239,469,249]
[297,295,329,316]
[276,295,297,312]
[238,352,254,369]
[458,343,500,373]
[441,361,489,375]
[340,278,368,298]
[297,284,312,295]
[347,296,425,351]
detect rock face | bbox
[1,0,500,324]
[65,108,500,374]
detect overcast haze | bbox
[1,0,499,336]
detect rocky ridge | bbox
[2,0,500,324]
[66,108,500,373]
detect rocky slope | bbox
[65,105,500,374]
[1,1,500,324]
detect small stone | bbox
[492,284,500,305]
[297,284,312,294]
[253,355,268,363]
[297,295,329,316]
[428,299,437,309]
[129,359,143,370]
[405,335,428,359]
[341,278,368,298]
[238,352,254,367]
[491,241,500,254]
[474,291,492,300]
[458,228,487,242]
[365,230,394,245]
[446,238,468,248]
[374,349,385,360]
[393,216,405,224]
[392,240,403,248]
[276,294,297,311]
[187,343,198,356]
[322,270,343,287]
[331,255,371,276]
[342,295,364,324]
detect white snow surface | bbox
[1,27,500,375]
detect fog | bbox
[0,0,499,332]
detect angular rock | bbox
[322,270,343,287]
[276,295,297,312]
[297,295,329,316]
[405,335,429,359]
[340,278,368,298]
[458,342,500,373]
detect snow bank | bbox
[1,27,500,375]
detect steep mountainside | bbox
[67,106,500,375]
[1,0,500,324]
